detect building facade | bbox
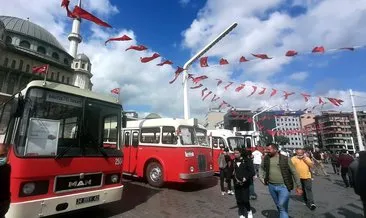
[315,111,355,153]
[274,110,304,149]
[204,109,225,130]
[348,111,366,151]
[0,15,93,103]
[223,109,253,131]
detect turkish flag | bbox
[200,57,209,67]
[239,56,249,62]
[270,89,277,97]
[252,53,272,59]
[312,46,325,53]
[285,50,298,57]
[72,6,112,28]
[125,45,148,51]
[169,67,184,84]
[192,75,208,84]
[105,35,132,45]
[258,87,266,95]
[235,84,245,92]
[190,84,203,89]
[32,64,48,74]
[140,53,160,63]
[157,60,173,66]
[219,58,229,65]
[301,93,311,102]
[111,88,120,94]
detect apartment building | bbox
[300,113,320,149]
[349,111,366,151]
[204,108,225,130]
[274,110,305,149]
[315,111,355,153]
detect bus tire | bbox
[146,162,164,187]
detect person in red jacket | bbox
[338,149,354,188]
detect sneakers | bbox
[310,204,316,210]
[227,190,234,195]
[221,191,225,196]
[247,210,253,218]
[239,216,245,218]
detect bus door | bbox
[123,129,140,174]
[211,136,225,172]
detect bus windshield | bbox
[195,128,209,147]
[227,137,245,151]
[14,87,122,157]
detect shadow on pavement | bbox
[323,203,364,218]
[51,181,161,218]
[261,209,295,218]
[165,176,218,192]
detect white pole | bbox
[183,22,238,119]
[350,89,364,151]
[252,105,278,145]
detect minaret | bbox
[68,0,82,58]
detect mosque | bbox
[0,8,92,103]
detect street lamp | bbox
[350,89,365,151]
[271,125,285,143]
[182,22,238,119]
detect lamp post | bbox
[182,22,238,119]
[350,89,364,151]
[252,105,278,145]
[271,125,285,143]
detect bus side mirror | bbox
[122,115,127,128]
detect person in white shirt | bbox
[252,148,263,177]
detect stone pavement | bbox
[54,165,364,218]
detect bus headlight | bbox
[185,151,194,157]
[111,174,119,183]
[22,182,36,195]
[190,166,194,172]
[209,164,213,170]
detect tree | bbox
[275,136,290,146]
[259,132,273,145]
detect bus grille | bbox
[198,155,206,172]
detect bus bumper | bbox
[6,185,123,218]
[179,171,214,180]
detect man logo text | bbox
[68,180,92,188]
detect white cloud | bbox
[289,71,308,81]
[1,0,366,121]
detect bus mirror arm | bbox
[14,94,25,118]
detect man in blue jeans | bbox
[260,143,303,218]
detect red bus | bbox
[207,129,245,172]
[121,118,214,187]
[1,80,125,218]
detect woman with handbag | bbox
[233,148,255,218]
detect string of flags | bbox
[187,74,343,107]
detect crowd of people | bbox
[218,143,366,218]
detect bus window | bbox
[218,137,225,149]
[132,131,139,146]
[246,138,252,148]
[140,127,160,144]
[212,137,219,148]
[162,126,176,145]
[0,97,18,144]
[124,131,130,146]
[178,126,194,145]
[195,128,208,147]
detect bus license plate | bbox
[76,195,100,205]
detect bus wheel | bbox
[146,162,164,187]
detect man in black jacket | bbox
[233,148,255,218]
[0,144,10,218]
[349,151,366,217]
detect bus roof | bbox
[24,80,119,105]
[126,118,201,129]
[207,129,238,137]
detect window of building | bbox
[75,63,79,68]
[3,57,8,67]
[63,58,69,65]
[140,127,160,144]
[5,36,12,44]
[25,64,30,73]
[10,60,16,69]
[18,60,23,71]
[61,76,65,83]
[51,72,54,80]
[37,46,46,54]
[52,52,59,60]
[66,77,70,84]
[19,40,30,49]
[56,72,60,81]
[81,63,85,69]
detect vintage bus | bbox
[207,129,246,172]
[121,118,214,187]
[0,80,125,218]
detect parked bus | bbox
[207,129,245,172]
[0,80,125,218]
[121,118,214,187]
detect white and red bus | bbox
[207,129,246,172]
[121,118,214,187]
[0,80,125,218]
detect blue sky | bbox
[2,0,366,117]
